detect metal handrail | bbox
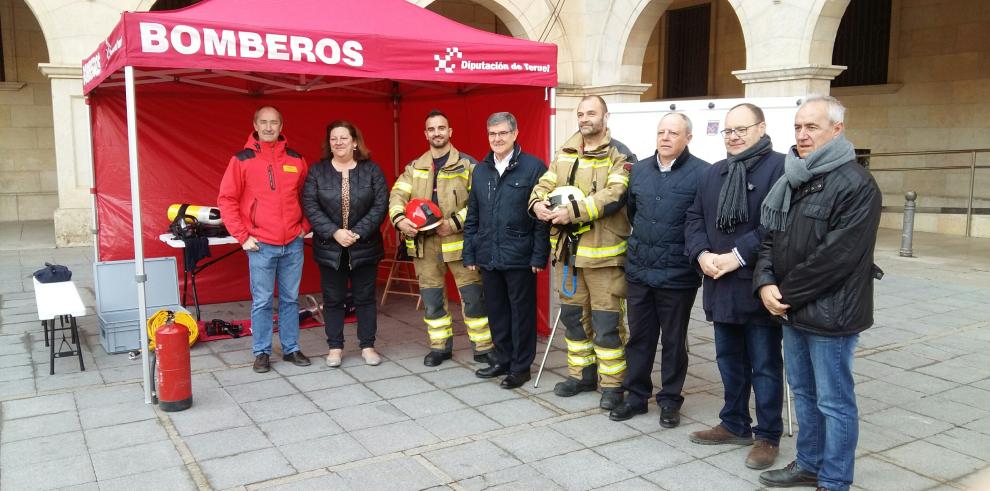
[866,148,990,158]
[865,148,989,237]
[870,165,990,172]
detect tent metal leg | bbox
[125,66,153,405]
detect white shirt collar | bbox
[656,154,676,172]
[494,149,514,175]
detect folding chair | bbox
[379,230,421,309]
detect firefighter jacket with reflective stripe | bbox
[528,130,632,269]
[217,133,309,246]
[389,146,476,262]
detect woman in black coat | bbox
[302,121,387,367]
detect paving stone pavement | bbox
[0,229,988,490]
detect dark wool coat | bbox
[685,151,784,325]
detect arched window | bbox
[425,0,509,35]
[0,18,6,82]
[150,0,202,11]
[832,0,893,87]
[1,6,9,82]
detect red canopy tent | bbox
[82,0,557,402]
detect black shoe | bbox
[600,389,623,410]
[759,461,818,488]
[283,350,311,367]
[423,351,452,367]
[609,401,647,421]
[473,351,497,365]
[659,406,680,428]
[476,364,508,379]
[500,372,531,389]
[553,378,597,397]
[252,353,271,373]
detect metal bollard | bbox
[899,191,917,257]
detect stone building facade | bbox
[2,0,987,244]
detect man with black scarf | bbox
[684,103,785,471]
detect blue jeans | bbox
[783,325,859,491]
[713,322,783,443]
[247,237,304,356]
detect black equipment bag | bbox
[33,263,72,283]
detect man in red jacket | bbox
[218,106,312,373]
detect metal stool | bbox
[42,315,85,375]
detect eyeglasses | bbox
[488,130,513,139]
[720,123,760,138]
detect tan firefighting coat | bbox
[528,130,632,269]
[389,146,475,262]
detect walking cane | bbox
[533,308,562,388]
[785,364,794,437]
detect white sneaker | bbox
[361,348,381,366]
[326,349,342,368]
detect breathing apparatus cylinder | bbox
[167,204,222,225]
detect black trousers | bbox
[480,268,537,374]
[319,250,378,349]
[623,282,698,409]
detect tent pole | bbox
[548,87,556,163]
[392,82,400,178]
[547,86,559,338]
[125,66,153,404]
[85,98,99,264]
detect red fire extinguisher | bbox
[155,314,193,412]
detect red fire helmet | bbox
[405,198,443,231]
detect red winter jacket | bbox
[217,133,309,246]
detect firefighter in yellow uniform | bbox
[530,95,635,410]
[390,110,495,367]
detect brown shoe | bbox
[745,439,779,469]
[283,350,312,367]
[252,353,271,373]
[689,425,753,445]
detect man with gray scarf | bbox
[684,103,785,471]
[755,95,882,491]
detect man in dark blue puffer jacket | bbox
[608,112,707,427]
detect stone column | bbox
[732,64,846,97]
[728,0,850,97]
[39,63,93,247]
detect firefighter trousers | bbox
[554,264,627,389]
[413,234,493,354]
